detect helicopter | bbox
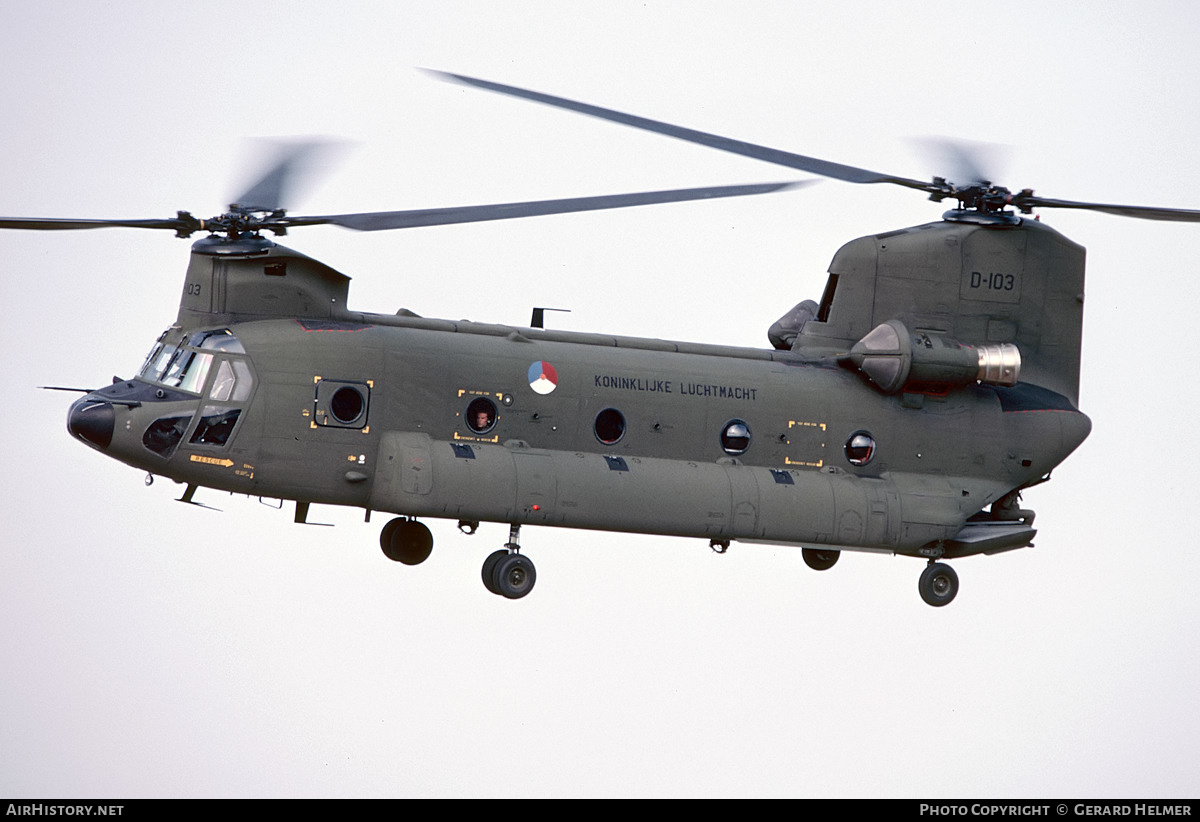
[11,73,1200,607]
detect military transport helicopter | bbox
[11,72,1200,607]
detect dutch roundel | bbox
[528,361,559,395]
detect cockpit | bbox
[133,327,256,457]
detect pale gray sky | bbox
[3,1,1199,797]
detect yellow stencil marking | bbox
[190,455,234,468]
[452,431,499,444]
[784,420,826,468]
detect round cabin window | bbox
[845,431,876,466]
[466,397,498,434]
[594,408,626,445]
[720,419,752,455]
[330,386,365,424]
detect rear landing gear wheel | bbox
[918,562,958,607]
[802,548,840,571]
[380,517,434,565]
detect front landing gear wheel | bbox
[482,549,508,594]
[380,517,434,565]
[918,562,959,607]
[802,548,840,571]
[492,553,536,599]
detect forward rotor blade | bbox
[0,216,187,231]
[911,137,1003,188]
[232,139,333,212]
[292,181,809,232]
[428,69,934,193]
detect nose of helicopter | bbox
[68,398,115,450]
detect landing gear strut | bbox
[482,523,537,599]
[918,561,959,607]
[379,516,433,565]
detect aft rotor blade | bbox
[1014,194,1200,222]
[293,181,809,232]
[428,69,935,193]
[0,216,188,231]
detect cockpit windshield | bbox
[137,328,248,395]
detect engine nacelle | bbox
[847,319,1020,394]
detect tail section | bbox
[794,215,1086,406]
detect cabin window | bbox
[720,419,752,455]
[139,328,181,382]
[139,344,169,381]
[162,349,205,389]
[141,341,181,383]
[845,431,876,466]
[313,379,370,429]
[177,353,214,394]
[210,361,235,401]
[594,408,626,445]
[330,386,366,425]
[199,329,246,354]
[142,415,190,457]
[190,406,242,446]
[466,397,498,434]
[209,359,257,402]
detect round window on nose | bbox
[330,386,365,424]
[845,431,876,466]
[720,419,752,455]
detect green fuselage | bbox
[74,308,1090,557]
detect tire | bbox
[482,549,509,594]
[380,517,406,562]
[492,553,536,599]
[802,548,840,571]
[918,562,959,607]
[396,520,433,565]
[381,518,433,565]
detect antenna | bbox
[530,307,570,329]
